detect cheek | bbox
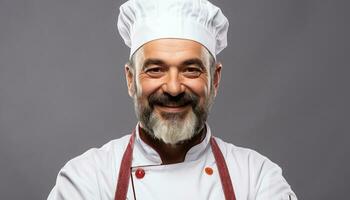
[139,78,163,97]
[187,82,208,95]
[183,78,210,101]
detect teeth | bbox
[160,105,181,108]
[156,102,190,107]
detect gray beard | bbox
[147,108,199,144]
[134,96,210,145]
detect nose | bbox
[162,68,185,96]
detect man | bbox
[48,0,297,199]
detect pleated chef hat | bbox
[117,0,229,59]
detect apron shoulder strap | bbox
[114,132,135,200]
[210,137,237,200]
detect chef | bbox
[48,0,297,199]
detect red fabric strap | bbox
[114,131,135,200]
[210,137,237,200]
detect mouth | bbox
[154,104,191,113]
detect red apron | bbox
[114,131,236,200]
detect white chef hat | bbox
[117,0,229,59]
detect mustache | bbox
[148,92,199,108]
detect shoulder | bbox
[213,136,272,167]
[64,134,131,170]
[213,136,281,183]
[213,137,297,199]
[48,134,131,200]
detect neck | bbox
[139,125,206,164]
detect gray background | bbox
[0,0,349,199]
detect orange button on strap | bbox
[135,168,145,179]
[205,167,213,175]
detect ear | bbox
[125,64,135,97]
[213,62,222,96]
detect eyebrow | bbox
[180,58,205,69]
[142,58,205,70]
[142,59,167,69]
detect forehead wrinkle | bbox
[142,39,206,66]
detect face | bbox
[125,39,222,144]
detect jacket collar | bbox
[133,122,212,165]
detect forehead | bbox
[142,39,206,63]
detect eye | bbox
[144,66,165,78]
[182,66,202,78]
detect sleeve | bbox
[255,159,297,200]
[47,150,101,200]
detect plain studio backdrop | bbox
[0,0,349,199]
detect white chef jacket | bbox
[48,124,297,200]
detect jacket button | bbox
[205,167,213,175]
[135,168,145,179]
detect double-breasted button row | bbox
[134,167,214,179]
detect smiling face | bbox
[125,39,222,144]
